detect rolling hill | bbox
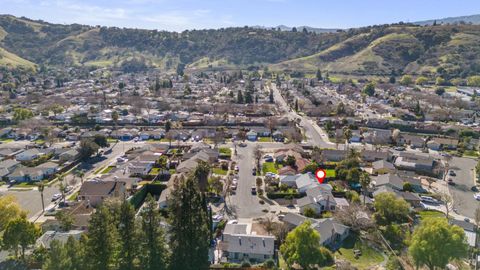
[415,14,480,26]
[1,14,480,78]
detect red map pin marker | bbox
[315,169,326,184]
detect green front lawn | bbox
[0,138,14,142]
[101,166,115,174]
[219,147,232,158]
[463,150,479,157]
[68,191,79,201]
[335,236,385,270]
[212,168,228,175]
[262,162,278,174]
[325,169,336,178]
[417,210,445,221]
[14,182,38,188]
[149,167,161,175]
[258,136,272,142]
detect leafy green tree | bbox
[435,77,446,86]
[0,195,26,231]
[168,174,210,270]
[435,87,445,96]
[139,194,168,270]
[93,134,109,148]
[44,240,70,270]
[280,221,334,269]
[410,218,468,270]
[362,82,375,96]
[467,75,480,87]
[85,205,118,270]
[359,172,371,204]
[118,200,137,270]
[13,108,34,121]
[399,75,413,86]
[402,182,413,192]
[302,207,317,218]
[55,211,74,231]
[79,139,99,160]
[415,76,429,85]
[2,217,40,260]
[373,193,410,226]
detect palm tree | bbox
[359,172,371,205]
[76,170,85,184]
[38,183,45,213]
[343,127,352,151]
[57,174,67,204]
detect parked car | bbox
[251,186,257,195]
[239,142,247,147]
[449,170,456,176]
[252,168,257,175]
[420,196,439,204]
[394,146,405,151]
[448,179,455,185]
[474,193,480,201]
[51,193,62,201]
[472,186,479,192]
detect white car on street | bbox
[474,193,480,201]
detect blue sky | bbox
[1,0,479,31]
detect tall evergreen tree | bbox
[168,174,210,270]
[66,236,86,270]
[44,240,70,270]
[85,205,118,270]
[118,201,137,270]
[139,194,168,270]
[237,90,244,103]
[316,69,322,81]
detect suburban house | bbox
[397,134,425,148]
[374,173,404,191]
[220,222,275,263]
[450,219,477,248]
[373,187,421,207]
[78,179,126,207]
[15,148,48,161]
[283,213,349,248]
[362,129,392,145]
[280,173,321,194]
[298,185,336,214]
[36,230,84,249]
[372,160,396,175]
[246,130,258,141]
[426,137,459,151]
[322,149,347,162]
[394,152,435,173]
[0,159,20,173]
[7,166,45,182]
[35,161,59,177]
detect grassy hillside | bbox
[0,47,35,69]
[1,15,480,78]
[272,24,480,77]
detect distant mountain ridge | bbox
[252,24,340,33]
[1,14,480,78]
[414,14,480,26]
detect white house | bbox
[220,223,275,263]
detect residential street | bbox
[447,157,478,218]
[270,84,334,148]
[229,142,269,218]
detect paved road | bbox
[0,140,142,221]
[271,84,334,148]
[447,157,478,218]
[229,142,269,218]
